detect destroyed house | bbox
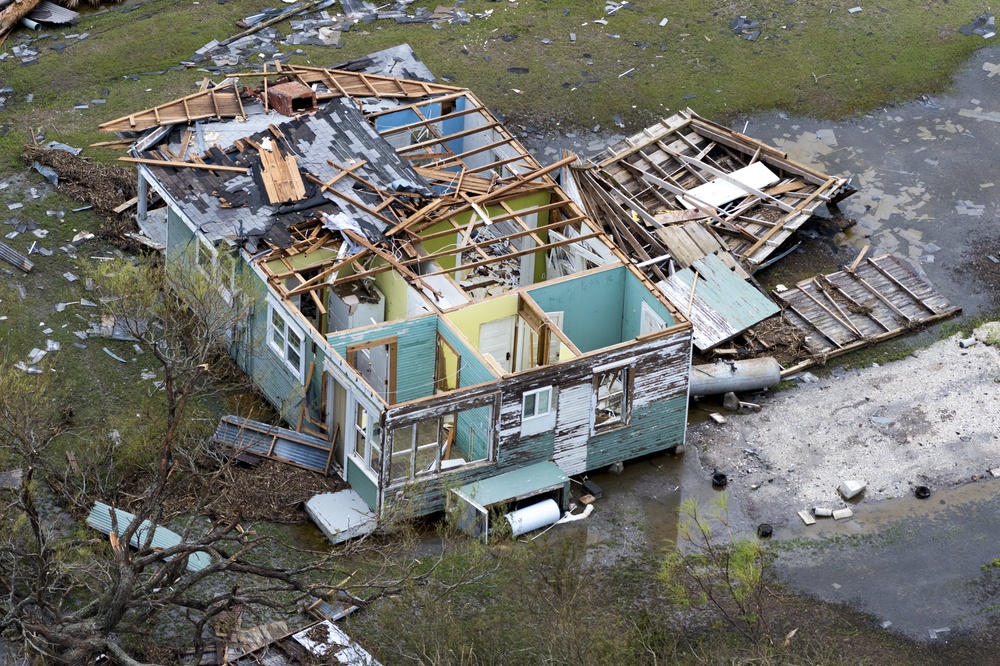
[102,48,694,536]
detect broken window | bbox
[593,365,632,432]
[388,400,495,484]
[267,302,305,380]
[353,402,382,477]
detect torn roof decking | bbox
[777,253,960,372]
[576,109,856,271]
[133,100,433,247]
[98,67,462,134]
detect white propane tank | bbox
[504,499,561,537]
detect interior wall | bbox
[620,269,675,340]
[526,267,625,353]
[443,294,518,349]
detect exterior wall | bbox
[379,324,692,516]
[348,457,378,510]
[237,268,329,425]
[165,207,195,262]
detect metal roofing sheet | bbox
[455,461,568,508]
[213,416,334,473]
[657,253,779,351]
[86,502,211,572]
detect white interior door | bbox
[640,301,666,336]
[479,316,515,372]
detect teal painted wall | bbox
[527,268,625,353]
[585,394,688,470]
[165,208,194,262]
[621,270,675,340]
[237,270,326,424]
[327,316,438,404]
[347,457,378,510]
[454,404,491,461]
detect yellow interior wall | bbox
[559,342,576,361]
[372,260,411,322]
[443,294,518,348]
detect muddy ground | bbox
[522,46,1000,643]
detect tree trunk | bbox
[0,0,42,38]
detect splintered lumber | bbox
[257,144,306,204]
[776,253,960,373]
[99,82,245,133]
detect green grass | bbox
[0,0,992,170]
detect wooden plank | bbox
[118,157,249,173]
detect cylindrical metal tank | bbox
[689,357,781,396]
[504,499,561,537]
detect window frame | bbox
[266,300,306,381]
[520,385,557,437]
[591,363,634,434]
[349,400,383,481]
[194,237,236,305]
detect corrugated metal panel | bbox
[455,461,568,507]
[213,416,334,473]
[28,0,79,24]
[346,458,377,511]
[0,240,33,273]
[86,502,211,572]
[657,253,779,351]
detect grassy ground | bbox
[0,0,992,170]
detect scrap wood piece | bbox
[257,143,307,204]
[0,0,42,37]
[98,82,244,133]
[118,156,249,174]
[775,253,960,371]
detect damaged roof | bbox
[571,109,857,274]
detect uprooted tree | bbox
[0,251,432,664]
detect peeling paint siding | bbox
[586,395,687,470]
[347,458,378,511]
[553,384,591,475]
[381,326,692,515]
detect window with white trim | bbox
[267,302,305,380]
[194,238,237,305]
[353,402,382,477]
[520,386,557,437]
[593,365,632,433]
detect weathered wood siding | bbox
[165,208,194,262]
[379,325,692,516]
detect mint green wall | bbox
[436,320,494,388]
[327,316,438,403]
[621,270,675,339]
[527,268,625,353]
[347,458,378,510]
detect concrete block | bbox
[798,510,816,525]
[839,479,866,500]
[813,507,833,517]
[832,508,854,520]
[709,412,727,424]
[723,391,740,411]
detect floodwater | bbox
[520,45,1000,640]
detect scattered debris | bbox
[960,14,996,39]
[832,508,854,520]
[838,479,866,501]
[798,509,816,525]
